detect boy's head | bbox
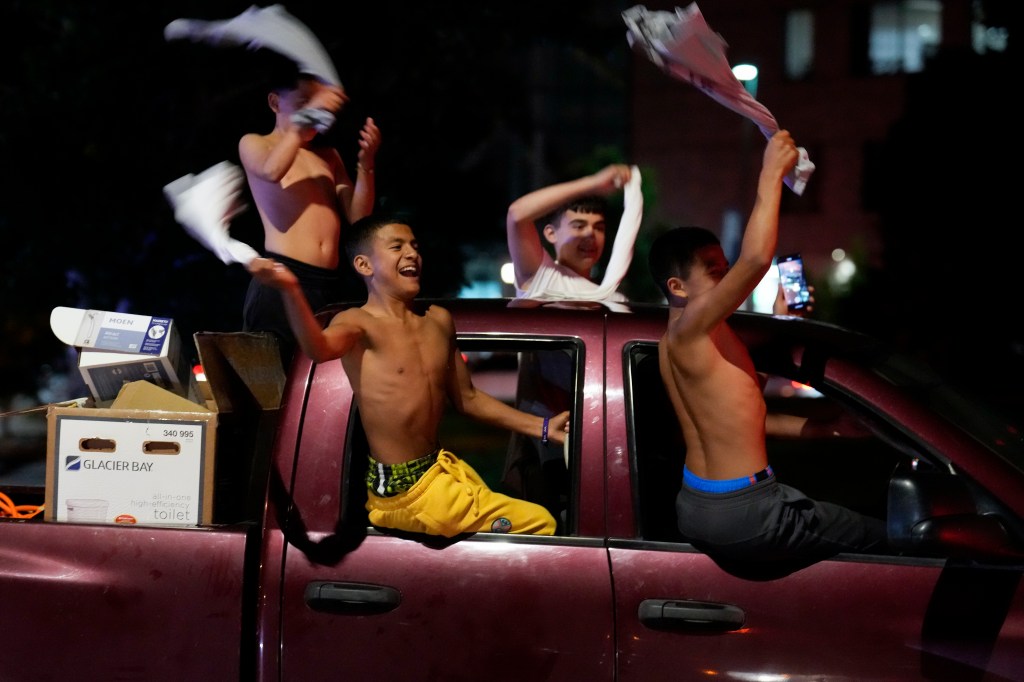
[259,54,342,134]
[648,226,723,301]
[344,213,406,264]
[264,55,305,92]
[344,213,421,293]
[543,196,610,279]
[268,73,321,114]
[252,50,308,100]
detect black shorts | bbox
[242,251,360,361]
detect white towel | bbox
[165,4,341,86]
[623,3,815,195]
[163,161,259,267]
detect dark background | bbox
[3,1,631,394]
[3,1,1021,423]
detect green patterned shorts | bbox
[367,449,439,497]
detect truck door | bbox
[270,317,617,681]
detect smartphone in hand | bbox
[777,253,811,311]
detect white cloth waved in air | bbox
[165,4,340,85]
[165,4,341,132]
[623,3,815,195]
[163,162,258,267]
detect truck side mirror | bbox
[888,467,1024,561]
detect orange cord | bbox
[0,491,44,519]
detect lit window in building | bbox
[869,0,943,74]
[972,0,1009,54]
[785,9,815,79]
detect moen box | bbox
[50,307,189,402]
[45,392,217,526]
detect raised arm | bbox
[246,257,364,362]
[239,128,303,184]
[337,117,380,224]
[687,131,799,333]
[734,131,799,293]
[506,164,631,288]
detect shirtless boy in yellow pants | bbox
[249,213,567,536]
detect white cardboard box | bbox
[45,406,217,525]
[50,307,188,402]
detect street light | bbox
[732,63,758,97]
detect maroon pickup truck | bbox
[2,298,1023,681]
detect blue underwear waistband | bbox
[683,465,774,493]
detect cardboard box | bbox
[43,332,285,526]
[50,307,189,402]
[45,387,216,525]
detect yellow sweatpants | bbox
[366,449,556,537]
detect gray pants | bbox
[677,475,887,579]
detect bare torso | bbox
[244,139,347,269]
[660,317,768,480]
[337,304,453,464]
